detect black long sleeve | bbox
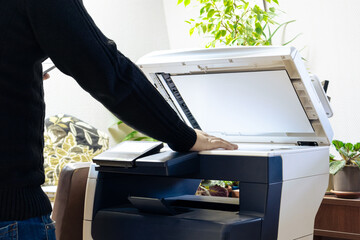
[23,0,196,152]
[0,0,195,221]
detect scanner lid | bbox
[137,47,333,146]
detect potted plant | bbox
[329,140,360,198]
[196,180,240,198]
[108,119,157,143]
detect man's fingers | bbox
[43,73,50,80]
[209,138,238,150]
[190,129,238,151]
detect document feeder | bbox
[83,47,333,240]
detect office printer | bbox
[83,47,333,240]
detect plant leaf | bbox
[332,140,344,151]
[338,147,349,160]
[189,27,195,36]
[200,6,206,15]
[244,2,249,10]
[122,131,138,142]
[267,20,296,43]
[133,136,157,142]
[255,22,263,35]
[225,6,232,14]
[329,160,346,175]
[354,142,360,151]
[345,143,354,152]
[282,33,303,46]
[207,9,216,18]
[184,0,191,7]
[177,0,184,5]
[202,24,207,33]
[208,23,214,32]
[215,31,222,40]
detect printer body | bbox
[83,47,333,240]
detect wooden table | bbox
[314,195,360,240]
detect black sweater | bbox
[0,0,196,221]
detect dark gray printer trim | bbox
[91,153,283,240]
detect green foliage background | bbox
[178,0,298,48]
[116,120,156,142]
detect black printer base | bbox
[92,207,262,240]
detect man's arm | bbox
[24,0,237,151]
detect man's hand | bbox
[190,129,238,151]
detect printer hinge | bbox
[297,141,318,146]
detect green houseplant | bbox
[116,120,156,142]
[329,140,360,196]
[108,119,156,144]
[178,0,299,48]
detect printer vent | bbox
[292,79,319,120]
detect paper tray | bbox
[92,207,262,240]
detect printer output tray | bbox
[93,202,261,240]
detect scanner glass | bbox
[170,70,313,136]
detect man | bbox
[0,0,237,239]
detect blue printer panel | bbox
[95,151,282,184]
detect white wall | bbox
[44,0,360,147]
[162,0,360,144]
[162,1,204,49]
[43,0,170,146]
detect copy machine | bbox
[83,47,333,240]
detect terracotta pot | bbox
[333,165,360,192]
[231,189,239,198]
[227,186,240,198]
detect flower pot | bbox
[332,165,360,198]
[326,174,334,193]
[231,189,239,198]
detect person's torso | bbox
[0,0,48,187]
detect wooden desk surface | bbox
[322,195,360,206]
